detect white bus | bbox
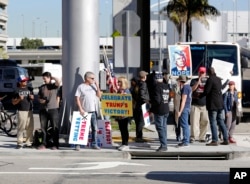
[172,41,248,121]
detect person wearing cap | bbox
[200,67,229,146]
[176,75,192,148]
[189,67,209,143]
[223,81,238,144]
[133,70,150,142]
[12,75,34,149]
[150,73,170,152]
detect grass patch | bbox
[110,117,153,132]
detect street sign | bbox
[114,10,140,36]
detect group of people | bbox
[12,72,61,150]
[12,67,238,152]
[177,66,238,148]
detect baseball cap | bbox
[17,75,29,82]
[139,71,148,78]
[177,75,189,82]
[228,81,235,85]
[199,67,206,73]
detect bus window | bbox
[189,44,239,76]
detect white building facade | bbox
[0,0,8,48]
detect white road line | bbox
[0,172,229,175]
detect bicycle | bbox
[0,100,17,137]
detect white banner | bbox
[68,111,91,145]
[142,103,150,127]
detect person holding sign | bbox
[75,71,102,151]
[116,76,131,151]
[134,71,150,143]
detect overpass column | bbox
[61,0,99,135]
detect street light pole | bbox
[158,0,163,72]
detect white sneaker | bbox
[118,145,129,151]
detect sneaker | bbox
[75,145,81,151]
[229,137,236,144]
[37,145,46,150]
[135,138,144,143]
[23,145,33,149]
[91,145,101,150]
[199,140,206,143]
[176,143,189,148]
[220,141,229,145]
[51,146,58,150]
[190,139,195,143]
[16,145,23,149]
[156,146,168,152]
[206,141,218,146]
[118,145,129,151]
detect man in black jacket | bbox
[201,67,229,146]
[150,73,170,152]
[134,71,150,142]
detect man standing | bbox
[176,75,192,147]
[75,71,102,150]
[38,72,61,150]
[150,73,170,152]
[12,76,34,149]
[134,71,150,142]
[190,67,209,143]
[201,67,229,146]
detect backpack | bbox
[32,129,44,148]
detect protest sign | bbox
[101,93,133,117]
[142,103,150,127]
[68,111,91,145]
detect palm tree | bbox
[161,0,220,42]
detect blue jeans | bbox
[179,108,190,145]
[90,112,98,146]
[208,109,228,142]
[154,113,168,147]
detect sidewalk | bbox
[0,114,250,160]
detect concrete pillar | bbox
[61,0,99,135]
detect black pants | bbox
[134,109,144,139]
[39,108,59,148]
[117,118,130,145]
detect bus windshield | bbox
[189,44,238,76]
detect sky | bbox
[7,0,248,38]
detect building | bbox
[0,0,8,48]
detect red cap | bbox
[199,67,206,73]
[228,81,235,85]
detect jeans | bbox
[154,113,168,148]
[39,108,59,147]
[208,109,228,142]
[90,112,98,146]
[179,108,190,145]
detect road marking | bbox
[29,162,149,171]
[0,172,229,175]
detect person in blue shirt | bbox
[176,75,192,147]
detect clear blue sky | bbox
[7,0,247,38]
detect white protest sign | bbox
[87,120,113,148]
[212,59,234,80]
[68,111,91,145]
[142,103,150,127]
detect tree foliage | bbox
[20,37,44,49]
[162,0,220,42]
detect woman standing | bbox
[116,76,131,151]
[223,81,238,143]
